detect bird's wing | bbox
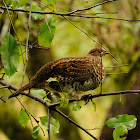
[51,57,97,82]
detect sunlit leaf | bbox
[12,0,18,8]
[38,15,55,47]
[60,96,69,107]
[40,116,48,126]
[113,125,128,140]
[5,0,12,6]
[32,126,41,139]
[19,108,29,128]
[0,32,20,77]
[18,0,28,7]
[91,100,96,112]
[41,0,55,10]
[31,89,51,102]
[72,102,81,111]
[106,114,137,130]
[40,116,60,133]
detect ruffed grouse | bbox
[9,48,108,99]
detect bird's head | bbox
[87,48,109,57]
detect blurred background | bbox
[0,0,140,140]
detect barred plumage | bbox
[9,48,108,99]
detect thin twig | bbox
[129,74,140,90]
[62,15,117,61]
[44,17,51,34]
[0,96,6,103]
[54,108,99,140]
[0,85,9,89]
[106,72,128,75]
[1,5,140,22]
[67,0,118,15]
[100,45,103,94]
[21,0,32,86]
[48,108,51,140]
[105,64,129,68]
[9,88,45,135]
[76,12,118,15]
[69,14,140,22]
[0,0,118,16]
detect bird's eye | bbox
[99,51,101,53]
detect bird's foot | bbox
[73,93,92,105]
[81,94,93,105]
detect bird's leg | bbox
[72,92,92,103]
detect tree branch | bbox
[54,108,99,140]
[0,79,139,139]
[0,0,117,16]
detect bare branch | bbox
[106,72,128,75]
[0,96,6,103]
[105,64,129,68]
[54,108,99,140]
[48,108,51,140]
[66,0,118,15]
[0,79,139,109]
[0,0,118,16]
[62,16,117,61]
[21,0,32,86]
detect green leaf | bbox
[0,33,20,77]
[31,89,51,102]
[41,0,56,10]
[32,126,41,139]
[18,0,28,7]
[40,116,48,126]
[91,100,96,112]
[113,125,128,140]
[19,108,29,128]
[105,114,137,130]
[50,116,60,133]
[40,116,60,133]
[5,0,12,6]
[38,15,55,47]
[72,102,81,111]
[60,96,69,108]
[12,0,19,8]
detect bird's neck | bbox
[87,55,102,63]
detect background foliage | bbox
[0,0,140,140]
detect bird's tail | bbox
[8,82,33,99]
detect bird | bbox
[8,48,109,99]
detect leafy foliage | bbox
[0,32,20,77]
[40,116,60,133]
[106,114,137,130]
[19,108,30,128]
[32,89,51,102]
[38,15,56,48]
[32,126,41,139]
[41,0,56,10]
[72,102,81,111]
[60,96,69,107]
[113,125,128,140]
[106,114,137,140]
